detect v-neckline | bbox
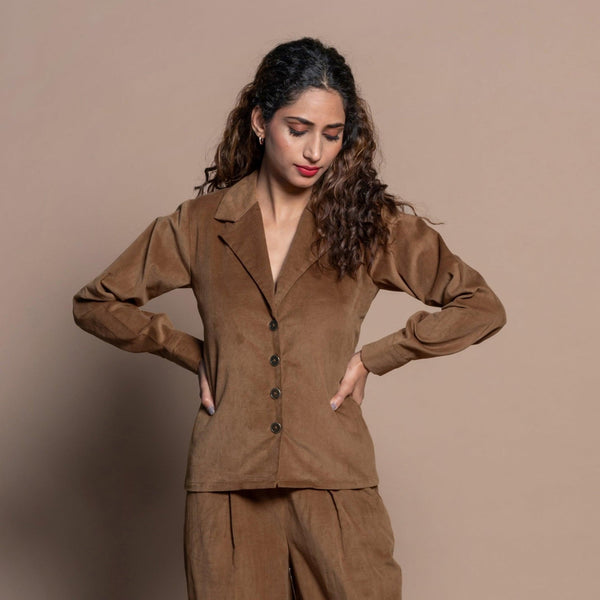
[257,203,308,295]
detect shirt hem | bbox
[184,476,380,492]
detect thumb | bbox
[330,378,353,411]
[197,362,215,415]
[200,379,215,415]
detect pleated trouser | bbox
[184,486,402,599]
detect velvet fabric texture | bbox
[72,169,506,491]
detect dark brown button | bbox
[270,422,282,434]
[270,387,281,399]
[269,354,280,367]
[269,319,278,331]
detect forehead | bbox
[278,88,345,122]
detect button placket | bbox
[268,315,283,433]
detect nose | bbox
[302,133,322,164]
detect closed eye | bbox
[288,128,341,142]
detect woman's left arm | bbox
[359,213,507,376]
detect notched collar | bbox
[212,169,330,311]
[213,170,316,222]
[213,170,259,222]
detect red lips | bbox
[295,165,320,177]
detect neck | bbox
[255,164,312,223]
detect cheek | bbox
[268,130,295,157]
[324,143,343,165]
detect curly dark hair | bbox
[195,37,417,280]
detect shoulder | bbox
[383,210,442,251]
[154,188,228,236]
[177,187,228,222]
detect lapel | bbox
[214,170,332,312]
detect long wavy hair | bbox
[195,37,417,280]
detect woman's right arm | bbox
[72,198,204,374]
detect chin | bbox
[294,177,316,187]
[282,173,314,190]
[292,169,322,185]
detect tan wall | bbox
[2,1,598,598]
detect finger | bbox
[200,391,215,415]
[198,372,215,415]
[330,379,354,411]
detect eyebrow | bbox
[285,116,345,129]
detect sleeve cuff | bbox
[360,332,412,376]
[164,331,204,374]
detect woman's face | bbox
[252,87,346,191]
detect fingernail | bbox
[330,402,337,411]
[208,406,215,415]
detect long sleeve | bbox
[360,213,506,376]
[72,198,203,374]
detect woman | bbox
[73,37,506,599]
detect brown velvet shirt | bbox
[72,170,506,491]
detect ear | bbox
[251,106,266,138]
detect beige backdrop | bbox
[2,1,599,598]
